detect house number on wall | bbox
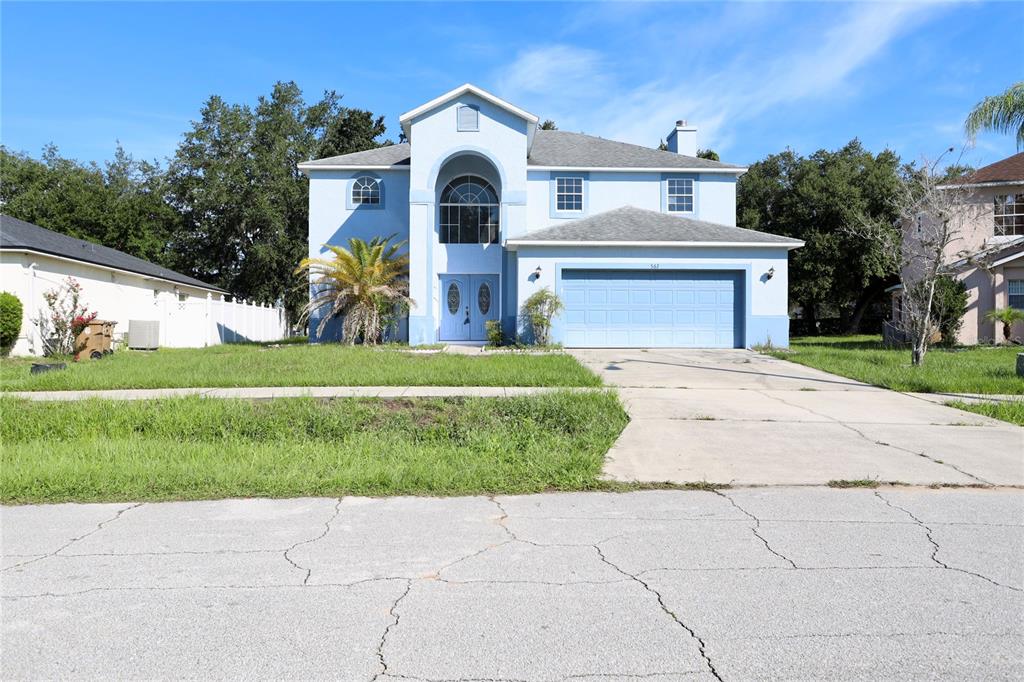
[650,264,660,269]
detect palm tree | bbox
[965,82,1024,150]
[295,235,413,344]
[984,307,1024,344]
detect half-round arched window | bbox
[351,176,381,205]
[439,175,499,244]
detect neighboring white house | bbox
[0,215,287,355]
[300,83,803,348]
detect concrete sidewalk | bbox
[2,488,1021,680]
[3,385,590,401]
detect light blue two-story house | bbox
[300,84,802,348]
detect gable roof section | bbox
[299,131,745,173]
[505,206,803,249]
[398,83,539,141]
[298,143,411,170]
[945,152,1024,187]
[528,130,744,172]
[0,215,228,293]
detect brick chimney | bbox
[665,120,697,157]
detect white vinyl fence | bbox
[163,294,289,348]
[2,250,290,355]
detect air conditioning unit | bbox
[128,320,160,350]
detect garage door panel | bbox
[561,269,742,348]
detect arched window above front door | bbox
[439,175,499,244]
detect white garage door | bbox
[561,269,743,348]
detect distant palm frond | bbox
[965,82,1024,150]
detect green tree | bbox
[0,145,176,266]
[737,140,903,331]
[167,82,390,319]
[539,120,558,131]
[965,82,1024,150]
[697,148,720,161]
[930,276,968,346]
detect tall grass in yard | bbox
[765,336,1023,394]
[0,392,628,503]
[0,344,601,391]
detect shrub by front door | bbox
[440,274,498,341]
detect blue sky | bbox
[2,1,1020,169]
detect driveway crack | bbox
[591,544,722,681]
[1,503,142,572]
[714,492,798,569]
[283,498,343,585]
[752,390,993,485]
[874,492,1020,592]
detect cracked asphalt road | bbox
[2,488,1022,680]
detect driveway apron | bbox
[570,348,1024,486]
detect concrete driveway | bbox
[570,349,1024,486]
[2,488,1022,680]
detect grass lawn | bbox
[0,391,627,504]
[765,335,1024,395]
[0,343,600,391]
[947,400,1024,427]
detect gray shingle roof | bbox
[506,206,803,246]
[299,144,411,168]
[0,215,228,293]
[527,130,744,170]
[299,131,744,171]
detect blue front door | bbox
[561,269,743,348]
[440,274,499,341]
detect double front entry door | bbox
[439,274,499,341]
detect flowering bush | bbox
[71,312,99,338]
[33,277,96,357]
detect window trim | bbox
[661,174,697,214]
[1009,279,1024,311]
[549,172,589,219]
[993,193,1024,236]
[456,104,480,132]
[346,173,385,210]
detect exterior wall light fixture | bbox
[765,267,775,280]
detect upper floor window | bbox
[457,105,479,132]
[555,176,584,212]
[1009,280,1024,310]
[352,176,381,205]
[667,178,694,212]
[440,175,499,244]
[994,194,1024,236]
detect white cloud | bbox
[491,3,943,154]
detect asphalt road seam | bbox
[282,497,344,585]
[874,491,1022,593]
[0,503,142,573]
[373,579,413,682]
[713,492,799,569]
[592,544,723,682]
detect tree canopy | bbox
[1,82,390,321]
[737,139,903,330]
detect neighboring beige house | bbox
[889,152,1024,344]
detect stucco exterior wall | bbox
[525,170,737,232]
[512,245,791,347]
[1,251,284,356]
[405,93,530,345]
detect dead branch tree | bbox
[851,152,977,366]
